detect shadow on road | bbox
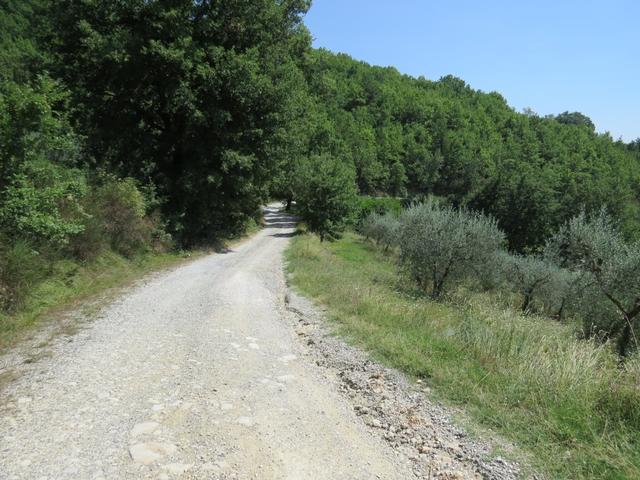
[269,231,298,238]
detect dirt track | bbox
[0,205,419,479]
[0,204,521,479]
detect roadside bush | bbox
[77,177,156,258]
[0,238,43,311]
[0,158,87,248]
[398,200,506,298]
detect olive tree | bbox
[535,265,584,321]
[397,201,505,298]
[499,252,559,313]
[547,210,640,357]
[361,211,400,251]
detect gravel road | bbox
[0,204,522,479]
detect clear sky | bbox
[304,0,639,142]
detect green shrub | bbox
[79,177,156,258]
[398,200,506,298]
[0,158,87,248]
[0,238,43,311]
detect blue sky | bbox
[304,1,639,142]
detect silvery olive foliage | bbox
[535,265,584,321]
[366,201,640,358]
[498,251,561,313]
[546,209,640,356]
[362,212,400,251]
[397,200,506,298]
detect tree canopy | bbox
[1,0,639,273]
[48,0,312,243]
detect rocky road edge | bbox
[284,289,534,480]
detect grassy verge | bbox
[286,232,640,479]
[0,249,200,351]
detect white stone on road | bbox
[235,416,254,427]
[129,442,177,465]
[131,421,159,437]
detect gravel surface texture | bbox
[0,204,526,479]
[285,293,524,479]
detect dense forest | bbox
[299,50,640,250]
[1,0,639,306]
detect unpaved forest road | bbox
[0,205,416,479]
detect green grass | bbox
[0,249,201,351]
[286,232,640,479]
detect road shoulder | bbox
[284,289,525,479]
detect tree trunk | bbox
[555,298,566,322]
[521,291,533,313]
[431,279,443,299]
[617,317,633,358]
